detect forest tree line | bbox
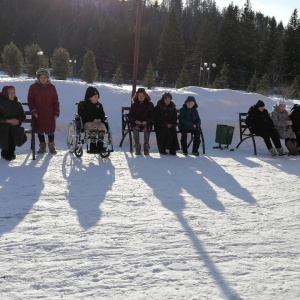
[0,0,300,97]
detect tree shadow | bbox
[125,154,245,299]
[0,155,52,237]
[62,153,115,230]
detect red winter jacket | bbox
[28,81,60,133]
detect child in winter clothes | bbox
[178,96,201,156]
[246,100,284,156]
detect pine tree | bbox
[112,64,124,85]
[257,74,271,95]
[248,71,259,92]
[24,44,48,77]
[51,48,72,80]
[1,42,24,77]
[81,50,98,83]
[143,61,155,89]
[288,76,300,100]
[212,63,229,89]
[176,64,189,88]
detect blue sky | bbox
[186,0,299,26]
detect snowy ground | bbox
[0,77,300,300]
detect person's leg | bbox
[192,131,201,155]
[48,133,57,154]
[180,132,188,155]
[133,129,141,155]
[143,130,150,155]
[37,133,47,154]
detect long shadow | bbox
[0,154,52,237]
[125,154,246,299]
[62,153,115,229]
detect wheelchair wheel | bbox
[67,120,79,153]
[74,147,83,157]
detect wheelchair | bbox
[67,114,113,158]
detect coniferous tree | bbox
[248,71,259,92]
[1,42,24,77]
[143,61,155,89]
[112,64,124,85]
[212,63,229,89]
[81,50,98,83]
[257,74,271,95]
[157,7,184,84]
[24,44,48,77]
[51,48,71,80]
[288,76,300,100]
[176,64,189,88]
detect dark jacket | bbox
[289,104,300,133]
[154,99,179,152]
[245,105,275,136]
[28,80,60,133]
[128,94,154,130]
[0,93,27,150]
[178,102,201,132]
[77,99,106,125]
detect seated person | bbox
[270,100,298,155]
[246,100,284,156]
[78,86,106,152]
[128,88,154,155]
[0,85,27,160]
[289,104,300,155]
[178,96,201,156]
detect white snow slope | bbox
[0,77,299,300]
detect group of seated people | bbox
[246,99,300,156]
[128,87,202,156]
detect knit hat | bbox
[255,100,265,108]
[184,96,196,104]
[278,99,286,106]
[36,68,50,79]
[85,86,100,99]
[2,85,15,99]
[162,92,172,100]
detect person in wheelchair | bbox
[78,86,107,153]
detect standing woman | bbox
[28,68,60,154]
[154,92,179,155]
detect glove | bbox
[286,120,292,126]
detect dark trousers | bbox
[181,130,201,152]
[261,134,282,150]
[1,127,16,156]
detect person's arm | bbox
[27,85,38,118]
[52,85,60,119]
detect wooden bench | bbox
[119,106,205,154]
[21,102,36,160]
[236,112,258,155]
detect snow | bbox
[0,76,300,300]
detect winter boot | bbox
[144,143,150,155]
[48,142,57,154]
[269,148,277,156]
[37,142,47,154]
[276,147,286,156]
[135,143,141,155]
[285,140,298,156]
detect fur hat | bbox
[162,92,172,100]
[85,86,100,99]
[184,96,196,104]
[36,68,50,79]
[2,85,15,99]
[255,100,265,108]
[278,99,286,106]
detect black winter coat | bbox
[77,99,106,125]
[245,106,276,136]
[289,104,300,133]
[0,93,26,150]
[128,98,154,130]
[154,99,179,152]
